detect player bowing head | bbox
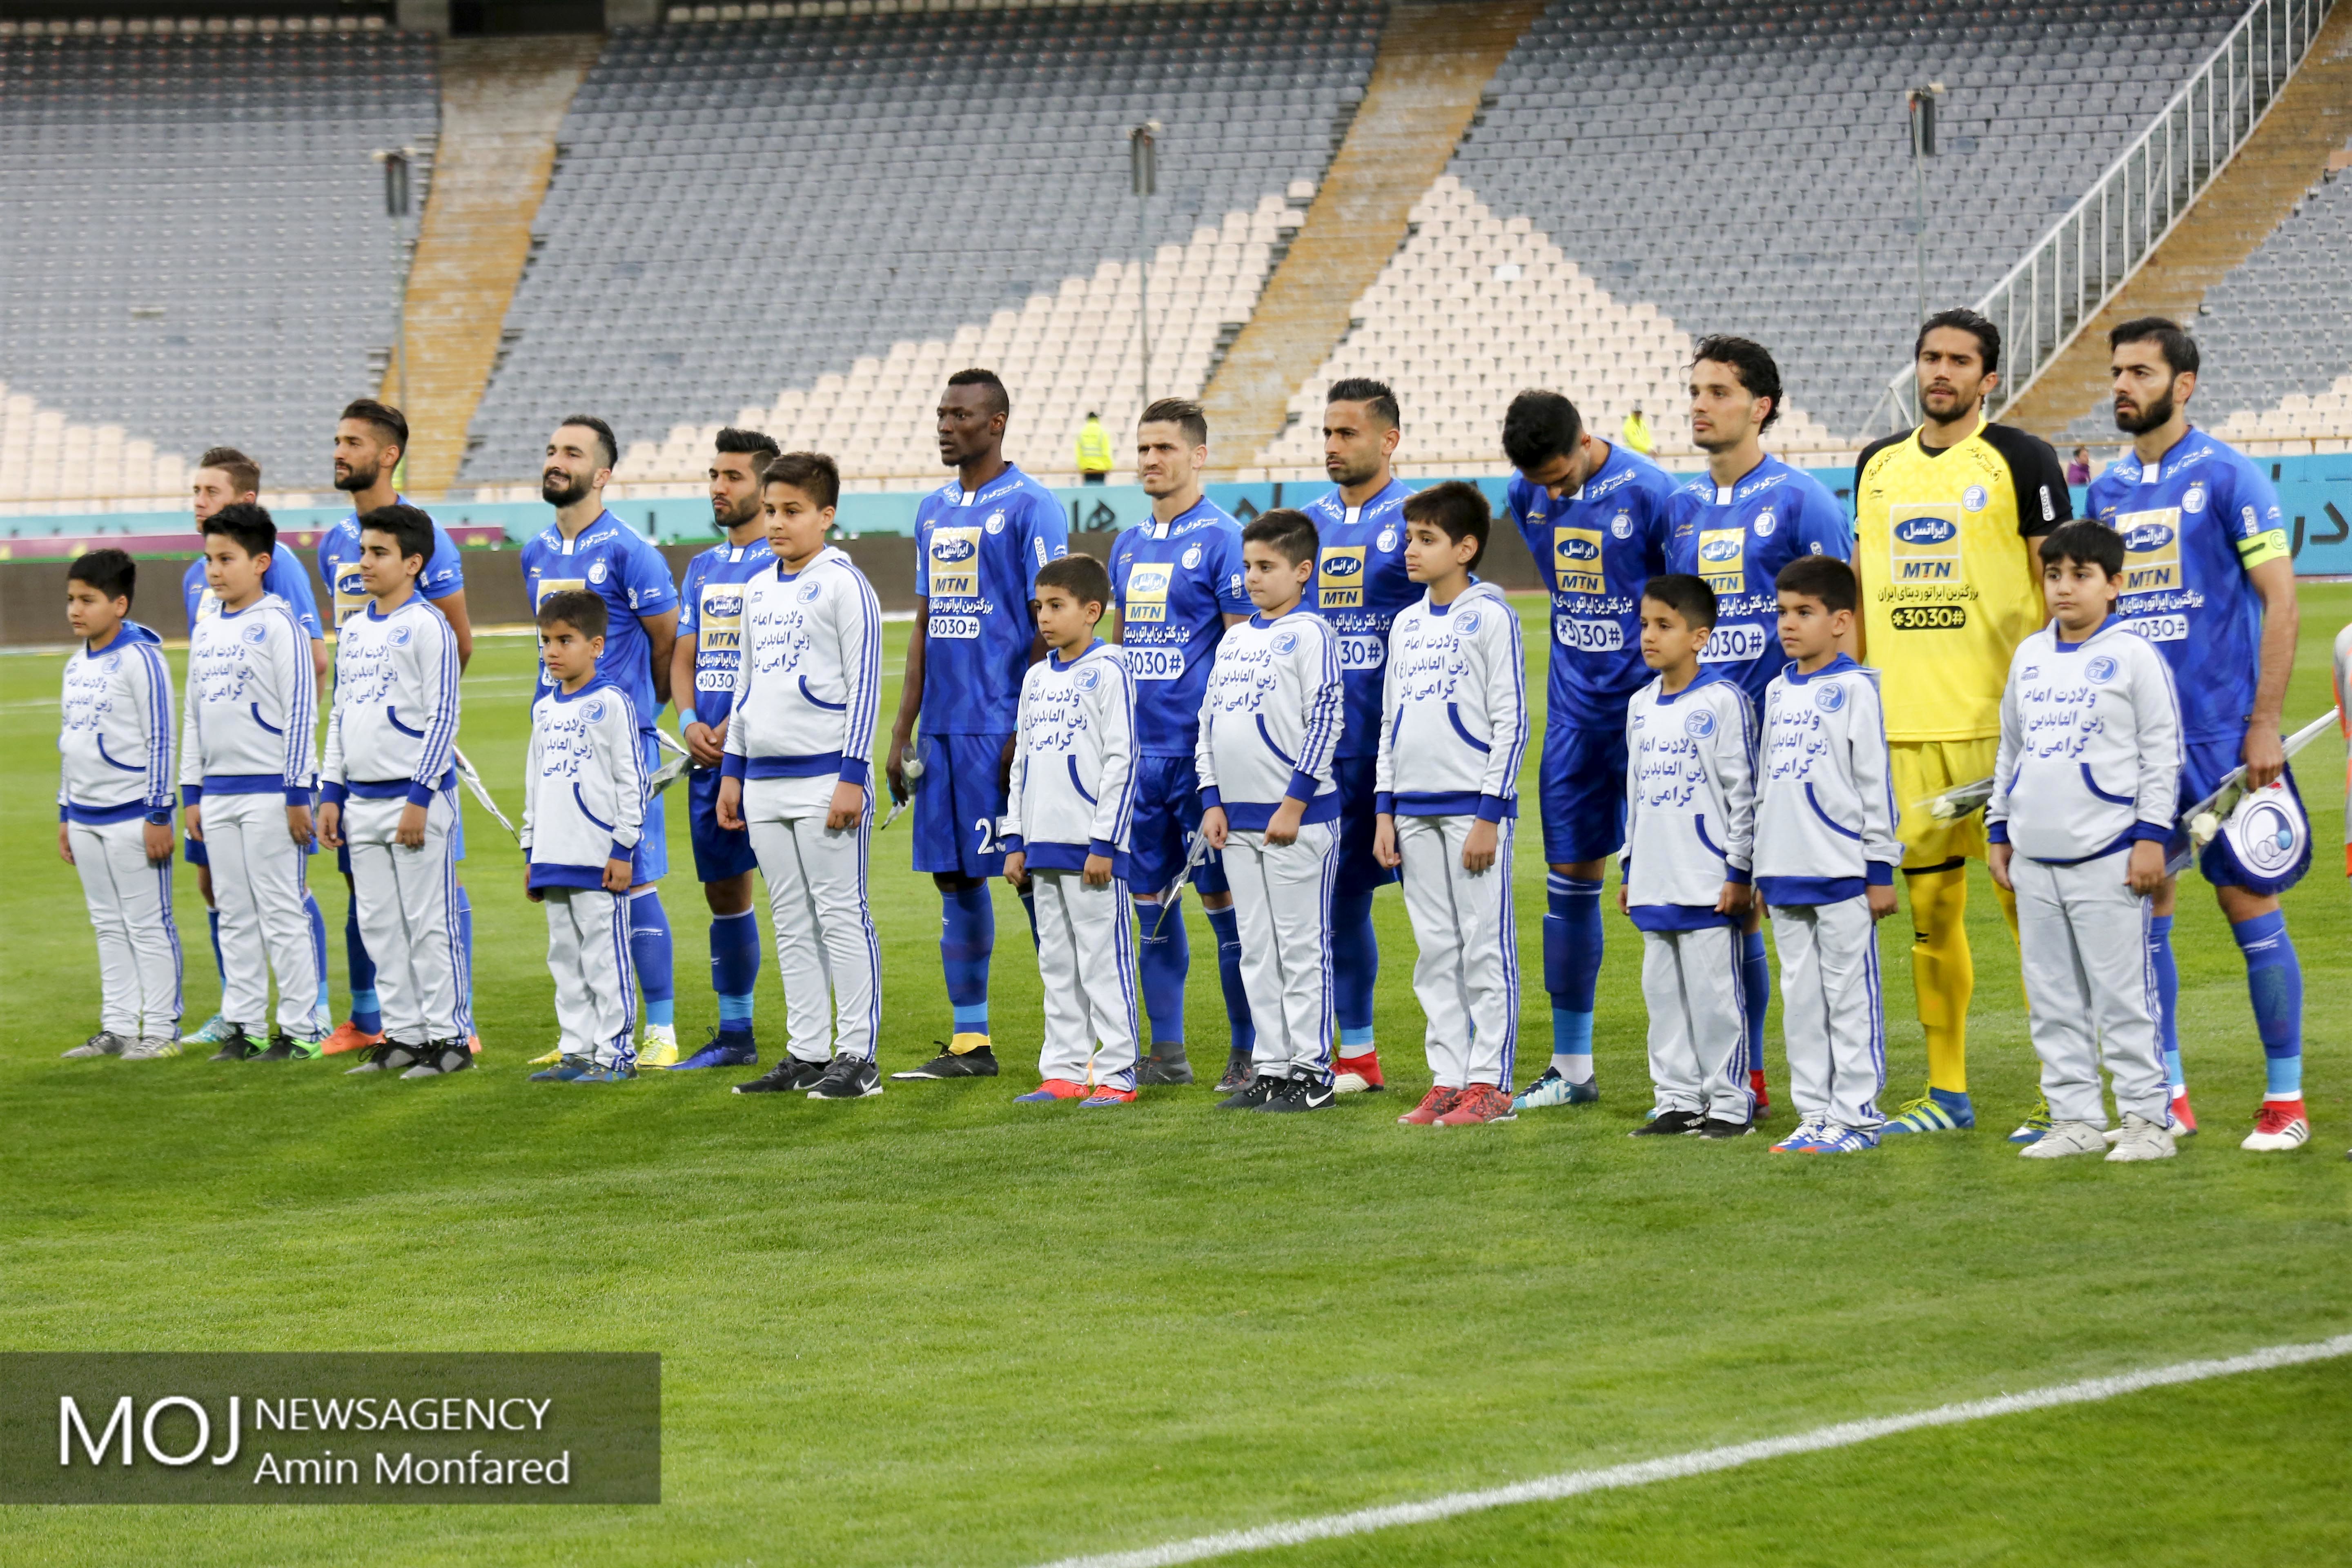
[1670,337,1851,1116]
[663,424,783,1072]
[889,369,1071,1082]
[1303,379,1416,1092]
[1114,398,1254,1089]
[1501,388,1676,1111]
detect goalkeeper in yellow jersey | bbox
[1853,309,2069,1134]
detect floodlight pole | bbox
[375,147,413,411]
[1906,84,1944,387]
[1130,121,1159,420]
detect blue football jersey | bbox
[675,536,777,729]
[521,509,680,732]
[916,463,1069,735]
[1110,497,1250,757]
[1303,476,1418,759]
[1509,443,1679,732]
[316,496,466,629]
[1667,457,1853,713]
[2085,427,2286,744]
[182,553,324,640]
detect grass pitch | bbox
[2,586,2347,1567]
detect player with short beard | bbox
[317,399,478,1058]
[1853,310,2068,1136]
[521,417,684,1066]
[2085,317,2307,1153]
[665,425,782,1071]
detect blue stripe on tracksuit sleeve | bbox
[414,614,462,791]
[1296,619,1343,781]
[1483,605,1527,802]
[842,565,883,780]
[608,705,646,849]
[278,605,314,791]
[140,644,172,811]
[1099,662,1138,847]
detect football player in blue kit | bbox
[2085,318,2310,1154]
[886,369,1070,1081]
[176,446,332,1050]
[1108,397,1253,1090]
[1499,390,1677,1110]
[316,399,476,1058]
[1668,338,1853,1114]
[521,416,684,1066]
[665,426,782,1071]
[1301,379,1417,1093]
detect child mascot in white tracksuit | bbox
[1374,482,1528,1128]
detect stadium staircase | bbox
[2009,0,2352,438]
[1198,0,1548,479]
[391,35,601,495]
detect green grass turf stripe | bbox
[1039,1334,2352,1568]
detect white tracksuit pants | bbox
[70,816,182,1040]
[543,885,637,1069]
[1639,922,1751,1121]
[200,789,319,1039]
[744,777,879,1064]
[1223,820,1336,1083]
[343,788,465,1046]
[1768,897,1885,1131]
[2012,854,2166,1127]
[1031,869,1140,1088]
[1396,813,1519,1089]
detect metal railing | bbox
[1872,0,2336,434]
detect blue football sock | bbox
[2232,910,2303,1098]
[1741,928,1770,1075]
[1544,873,1602,1081]
[1203,903,1253,1058]
[207,907,224,988]
[1017,883,1039,949]
[454,883,475,1036]
[306,890,329,1015]
[942,882,995,1037]
[710,909,760,1033]
[1332,888,1377,1051]
[1136,895,1189,1050]
[343,901,381,1034]
[2148,913,2183,1094]
[629,887,675,1030]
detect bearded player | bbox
[666,426,783,1070]
[1854,309,2066,1135]
[2087,318,2305,1152]
[1300,379,1417,1091]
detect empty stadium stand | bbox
[1262,0,2251,467]
[459,0,1382,486]
[0,18,434,505]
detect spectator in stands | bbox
[2067,445,2092,485]
[1620,402,1655,456]
[1076,412,1114,484]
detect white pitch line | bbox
[1036,1334,2352,1568]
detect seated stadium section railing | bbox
[1872,0,2337,435]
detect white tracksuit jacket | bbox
[521,675,648,888]
[1622,666,1756,925]
[1372,581,1526,821]
[1753,655,1899,904]
[722,546,884,790]
[1194,608,1345,829]
[320,593,461,805]
[179,592,317,803]
[1004,639,1139,875]
[1987,616,2182,863]
[59,620,174,825]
